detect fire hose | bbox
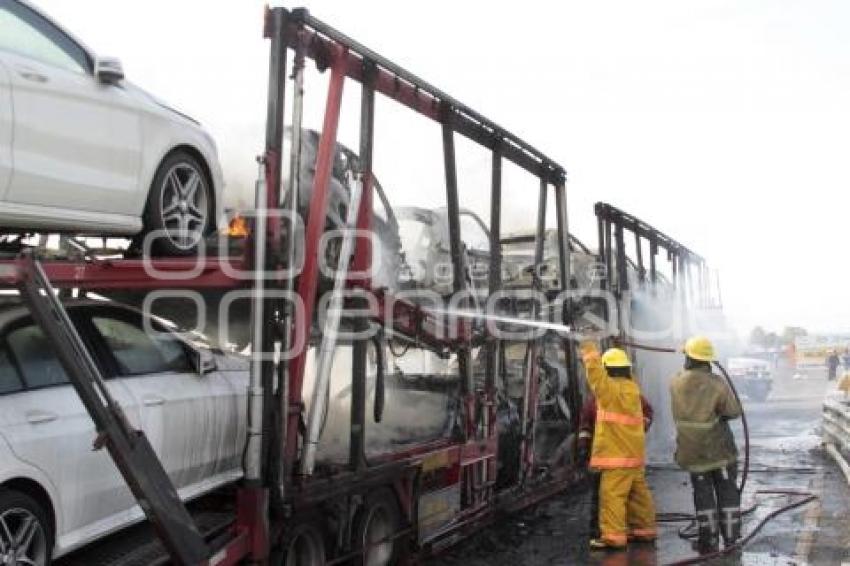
[617,340,818,565]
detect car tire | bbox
[142,151,213,256]
[353,488,405,566]
[0,488,53,566]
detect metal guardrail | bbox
[822,393,850,485]
[823,394,850,452]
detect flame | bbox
[227,215,250,238]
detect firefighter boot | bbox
[716,465,742,546]
[691,473,720,553]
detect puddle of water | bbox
[751,432,821,452]
[741,551,798,565]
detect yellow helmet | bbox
[602,348,631,368]
[684,336,715,362]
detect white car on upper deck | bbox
[0,0,224,255]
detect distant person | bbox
[841,349,850,371]
[670,336,743,554]
[579,343,656,551]
[827,352,840,381]
[578,392,654,541]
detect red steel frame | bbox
[0,6,577,565]
[0,257,247,290]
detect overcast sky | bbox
[34,0,850,336]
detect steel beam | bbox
[634,233,644,285]
[554,181,580,432]
[287,48,347,472]
[485,144,502,418]
[441,109,475,438]
[554,182,571,293]
[0,258,247,290]
[350,61,377,472]
[534,179,547,266]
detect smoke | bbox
[626,286,742,464]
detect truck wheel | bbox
[0,488,53,566]
[142,150,213,256]
[272,520,327,566]
[353,488,404,566]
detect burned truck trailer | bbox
[255,7,580,563]
[0,7,723,566]
[0,7,578,566]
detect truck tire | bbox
[353,488,404,566]
[142,150,213,256]
[272,519,327,566]
[0,488,53,566]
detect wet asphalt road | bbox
[429,369,850,566]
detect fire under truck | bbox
[0,7,719,566]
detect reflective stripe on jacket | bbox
[582,355,646,470]
[579,395,655,436]
[670,368,742,473]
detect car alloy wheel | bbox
[158,162,209,252]
[0,507,48,566]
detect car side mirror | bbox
[191,348,217,375]
[95,56,124,84]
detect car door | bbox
[0,57,11,198]
[0,313,144,547]
[0,0,143,214]
[83,306,242,493]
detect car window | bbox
[6,324,69,389]
[0,0,90,73]
[91,316,192,376]
[0,347,23,395]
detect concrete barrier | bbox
[822,392,850,486]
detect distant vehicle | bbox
[726,357,773,402]
[0,0,224,255]
[0,300,248,563]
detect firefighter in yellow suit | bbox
[580,343,657,550]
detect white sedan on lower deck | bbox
[0,0,224,255]
[0,300,248,564]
